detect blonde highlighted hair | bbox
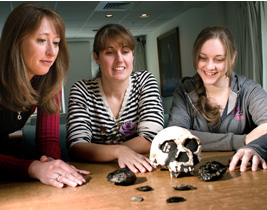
[0,3,70,114]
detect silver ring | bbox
[56,173,61,182]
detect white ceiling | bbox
[0,1,209,38]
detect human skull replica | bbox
[150,126,202,178]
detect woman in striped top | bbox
[67,24,164,173]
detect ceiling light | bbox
[105,14,113,18]
[140,13,149,18]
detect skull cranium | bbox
[150,126,202,177]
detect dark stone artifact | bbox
[131,196,144,202]
[136,185,154,191]
[198,161,227,181]
[173,184,197,191]
[166,197,186,203]
[106,168,136,185]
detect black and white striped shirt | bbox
[67,71,164,149]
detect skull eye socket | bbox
[160,140,179,166]
[160,140,177,153]
[184,138,199,152]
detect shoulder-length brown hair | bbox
[93,23,135,78]
[0,3,70,114]
[192,26,237,130]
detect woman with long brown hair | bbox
[168,25,267,173]
[0,3,89,188]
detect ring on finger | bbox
[56,173,62,182]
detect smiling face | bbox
[94,41,134,83]
[21,17,60,80]
[197,38,228,87]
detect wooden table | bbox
[1,152,267,210]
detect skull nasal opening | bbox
[177,152,189,162]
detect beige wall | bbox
[64,39,91,109]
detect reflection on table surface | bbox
[1,152,267,210]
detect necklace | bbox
[17,111,22,120]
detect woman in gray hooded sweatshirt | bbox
[168,25,267,173]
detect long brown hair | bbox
[0,3,70,114]
[192,26,236,129]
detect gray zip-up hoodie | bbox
[168,72,267,161]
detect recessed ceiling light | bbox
[140,13,149,18]
[105,14,113,18]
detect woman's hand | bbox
[28,155,90,188]
[246,123,267,144]
[229,148,267,172]
[115,146,153,174]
